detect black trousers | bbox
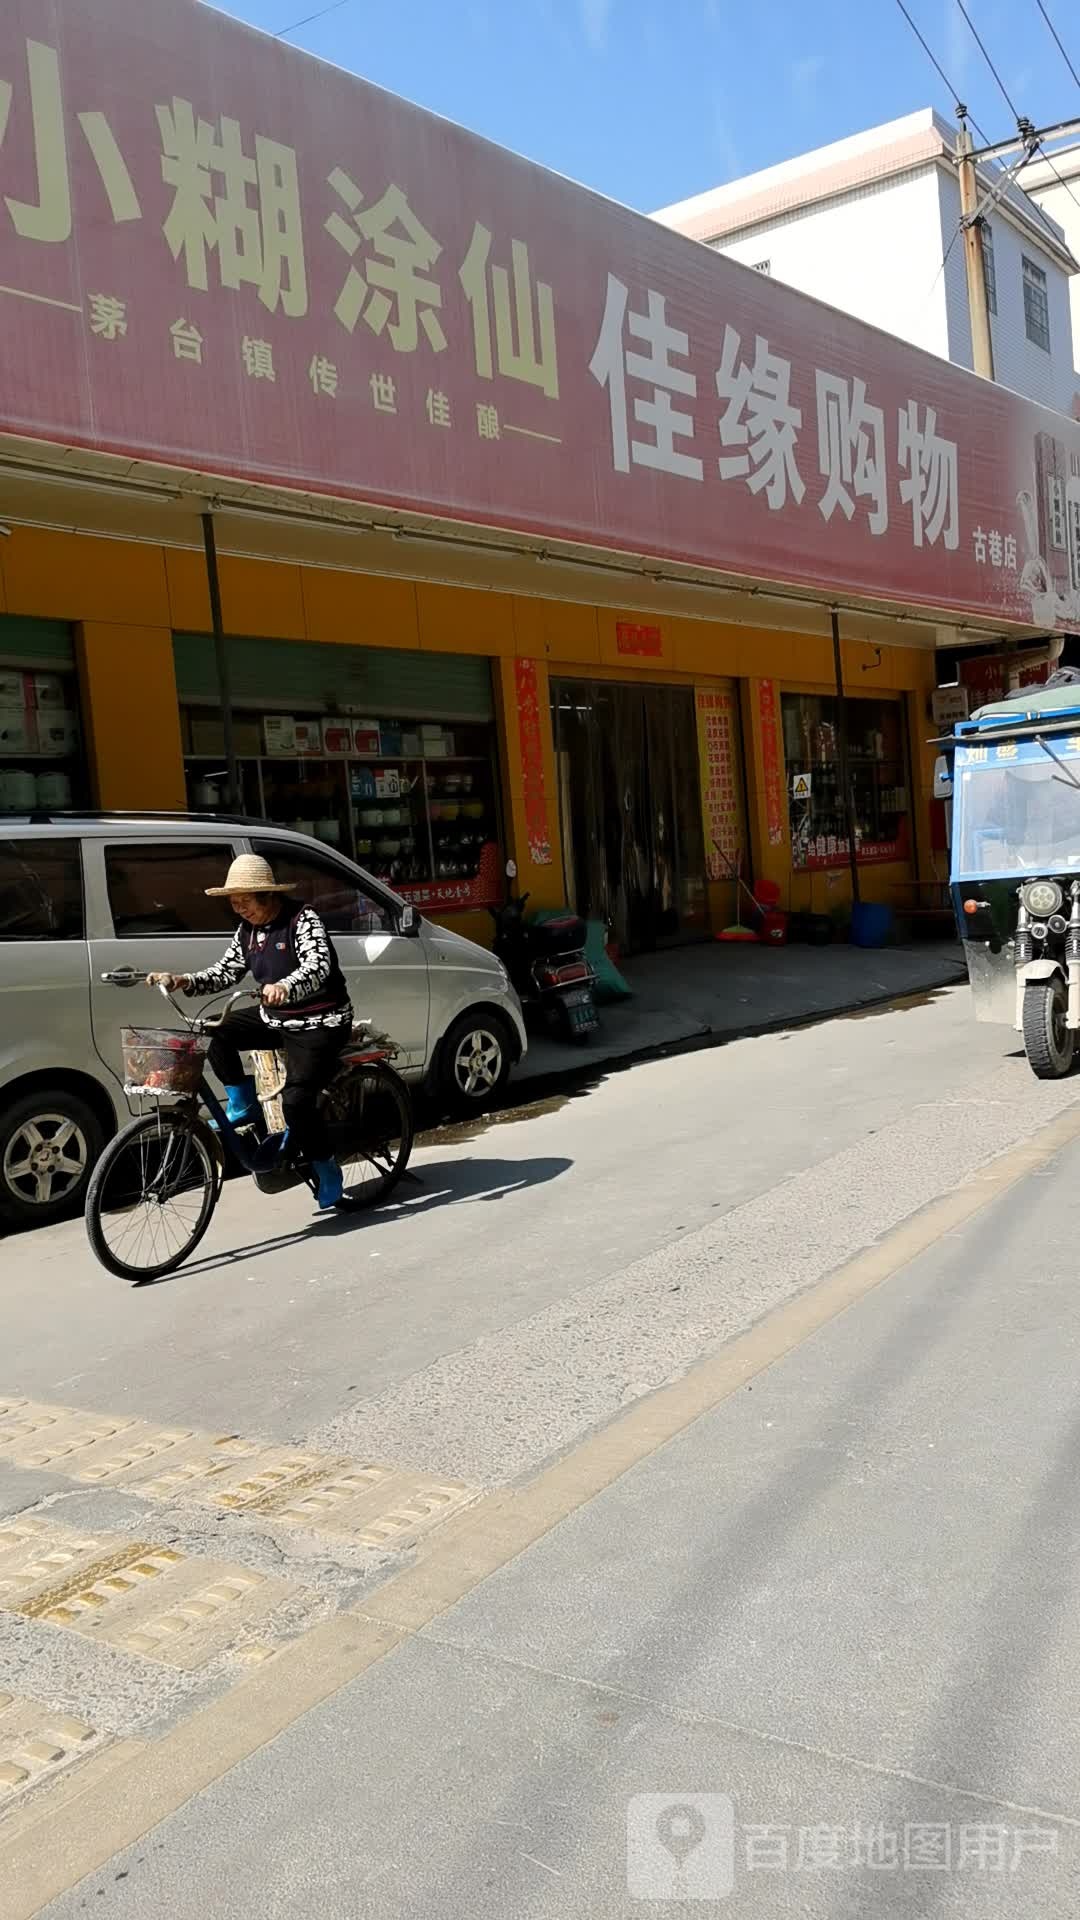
[207,1006,348,1163]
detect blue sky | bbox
[211,0,1080,210]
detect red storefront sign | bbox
[616,622,662,657]
[2,0,1080,629]
[756,680,786,849]
[797,823,910,872]
[514,657,552,866]
[958,654,1050,703]
[398,840,500,912]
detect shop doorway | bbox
[552,678,709,953]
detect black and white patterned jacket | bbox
[186,904,353,1031]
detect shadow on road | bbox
[146,1153,574,1284]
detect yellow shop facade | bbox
[0,479,947,953]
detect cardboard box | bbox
[353,719,380,755]
[0,670,27,710]
[36,711,79,756]
[33,673,68,710]
[321,720,353,758]
[293,720,323,757]
[0,711,36,753]
[263,715,297,755]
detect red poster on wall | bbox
[757,680,786,849]
[514,657,552,866]
[695,687,740,877]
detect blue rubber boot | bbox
[312,1157,344,1210]
[210,1078,258,1130]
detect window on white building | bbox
[980,225,996,315]
[1023,256,1051,351]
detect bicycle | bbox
[85,986,413,1283]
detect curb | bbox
[493,963,968,1113]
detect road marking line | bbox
[5,1099,1080,1914]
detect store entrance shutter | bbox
[172,633,494,720]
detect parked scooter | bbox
[489,861,599,1043]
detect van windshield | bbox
[956,747,1080,877]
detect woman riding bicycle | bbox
[148,853,352,1209]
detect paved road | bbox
[4,982,1080,1913]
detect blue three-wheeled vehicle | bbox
[948,679,1080,1079]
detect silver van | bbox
[0,814,526,1229]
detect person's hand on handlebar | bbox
[146,972,192,992]
[262,981,288,1006]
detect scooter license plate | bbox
[564,992,599,1030]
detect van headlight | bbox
[1022,880,1063,918]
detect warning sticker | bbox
[791,772,812,801]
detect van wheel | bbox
[0,1090,104,1230]
[1023,980,1075,1079]
[439,1012,513,1114]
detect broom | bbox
[712,843,762,942]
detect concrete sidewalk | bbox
[517,937,967,1085]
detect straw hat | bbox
[205,854,291,897]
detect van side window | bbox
[0,838,84,940]
[252,841,391,934]
[105,844,237,936]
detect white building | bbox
[653,109,1080,418]
[1023,140,1080,381]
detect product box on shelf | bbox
[321,720,353,757]
[32,673,67,710]
[0,711,36,753]
[0,670,27,710]
[37,711,79,756]
[263,715,297,755]
[293,720,324,757]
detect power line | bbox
[891,0,991,142]
[954,0,1020,121]
[275,0,352,38]
[1037,141,1080,213]
[1035,0,1080,96]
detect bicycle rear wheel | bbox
[333,1062,414,1212]
[86,1108,219,1281]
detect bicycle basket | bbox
[121,1027,209,1096]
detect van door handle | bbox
[100,967,143,985]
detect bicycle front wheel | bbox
[334,1063,414,1211]
[86,1108,219,1282]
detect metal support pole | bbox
[201,511,239,814]
[831,609,861,909]
[956,122,995,381]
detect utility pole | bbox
[956,112,995,382]
[955,110,1080,384]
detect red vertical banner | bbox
[514,657,553,866]
[695,687,741,877]
[757,680,786,849]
